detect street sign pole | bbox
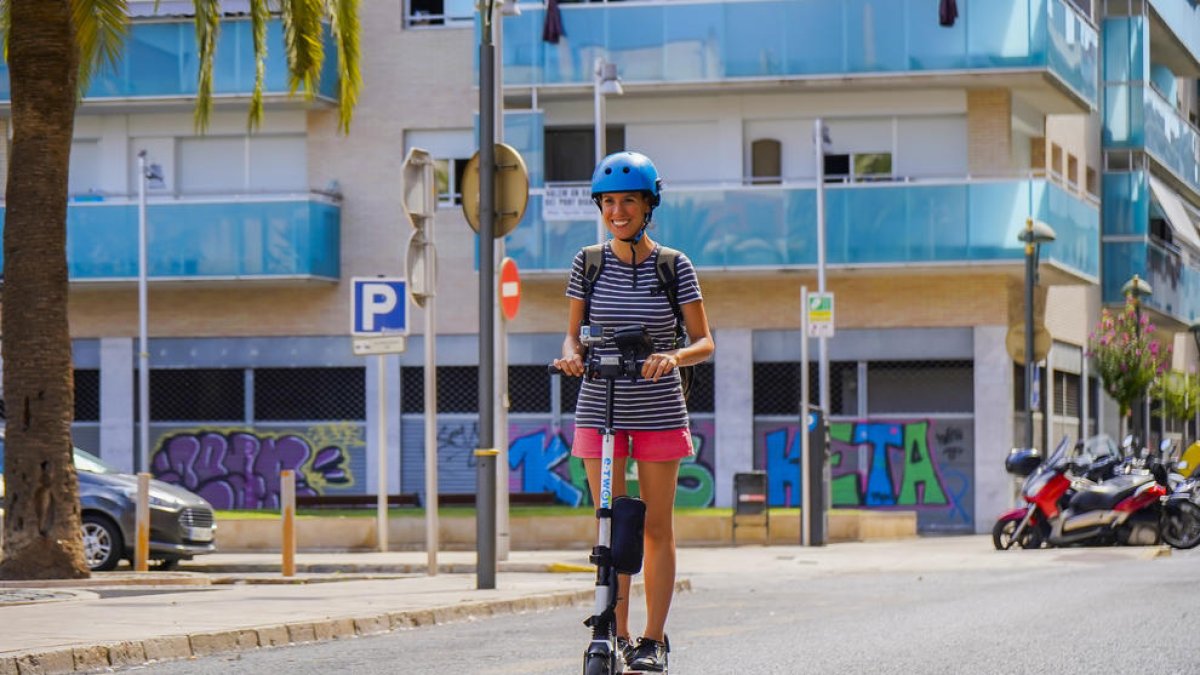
[800,285,810,547]
[376,352,388,552]
[477,1,498,590]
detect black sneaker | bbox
[627,635,669,672]
[616,636,636,666]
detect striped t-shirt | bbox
[566,243,703,430]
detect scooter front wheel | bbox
[992,516,1043,550]
[584,652,616,675]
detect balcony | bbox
[501,0,1097,110]
[507,178,1098,281]
[0,193,340,282]
[1104,238,1200,325]
[1104,83,1200,199]
[0,19,340,104]
[1148,0,1200,71]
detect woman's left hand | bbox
[642,352,679,382]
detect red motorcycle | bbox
[994,436,1169,549]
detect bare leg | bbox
[634,458,680,642]
[583,456,631,640]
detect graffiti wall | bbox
[150,423,363,510]
[400,416,717,507]
[756,417,974,533]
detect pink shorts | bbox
[571,427,694,461]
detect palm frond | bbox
[325,0,360,134]
[280,0,324,99]
[0,0,9,62]
[247,0,270,131]
[72,0,130,96]
[192,0,221,132]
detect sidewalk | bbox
[0,538,1169,674]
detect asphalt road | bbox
[128,539,1200,674]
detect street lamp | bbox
[1017,218,1056,450]
[1189,320,1200,445]
[593,57,623,244]
[1123,273,1153,445]
[136,151,162,474]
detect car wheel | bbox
[81,513,124,571]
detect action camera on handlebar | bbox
[579,324,654,380]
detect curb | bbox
[0,579,692,674]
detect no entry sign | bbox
[500,257,520,321]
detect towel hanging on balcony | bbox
[939,0,958,27]
[543,0,566,44]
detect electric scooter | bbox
[551,324,652,675]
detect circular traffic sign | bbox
[500,257,520,321]
[461,143,529,238]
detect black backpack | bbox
[579,243,692,400]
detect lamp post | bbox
[1123,274,1152,445]
[1189,321,1200,445]
[1017,218,1056,450]
[136,151,162,474]
[593,57,623,244]
[813,119,832,418]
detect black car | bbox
[0,434,217,571]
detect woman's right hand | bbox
[552,353,585,377]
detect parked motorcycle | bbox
[994,435,1175,550]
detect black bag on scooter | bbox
[611,495,647,574]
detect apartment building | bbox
[3,0,1199,535]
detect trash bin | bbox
[732,471,769,545]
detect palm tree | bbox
[0,0,361,580]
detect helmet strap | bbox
[618,212,652,245]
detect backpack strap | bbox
[653,246,684,338]
[580,243,606,325]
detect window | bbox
[406,0,474,27]
[401,366,478,413]
[1067,154,1079,188]
[69,140,101,197]
[140,368,245,421]
[824,152,892,183]
[545,127,625,183]
[406,129,473,205]
[1013,363,1049,413]
[1053,371,1081,418]
[254,367,365,421]
[749,139,782,185]
[686,362,716,413]
[867,361,972,414]
[1086,167,1098,196]
[753,361,856,416]
[75,369,101,422]
[1050,143,1063,178]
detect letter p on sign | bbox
[352,277,408,335]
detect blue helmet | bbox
[590,151,662,208]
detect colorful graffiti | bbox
[505,420,717,507]
[151,424,360,510]
[760,418,973,531]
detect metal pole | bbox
[134,472,150,572]
[494,9,510,561]
[813,119,829,418]
[800,285,810,547]
[594,57,606,245]
[377,353,388,552]
[425,262,439,575]
[1024,218,1035,450]
[1081,350,1090,440]
[477,14,498,590]
[137,151,151,474]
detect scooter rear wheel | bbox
[1162,501,1200,550]
[992,517,1043,550]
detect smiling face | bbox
[598,191,651,239]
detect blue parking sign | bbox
[352,277,407,335]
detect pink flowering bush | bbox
[1087,296,1172,418]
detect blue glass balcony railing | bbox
[1104,83,1200,199]
[0,194,340,281]
[508,178,1098,280]
[0,19,339,103]
[500,0,1098,107]
[1104,238,1200,322]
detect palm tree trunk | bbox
[0,0,89,579]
